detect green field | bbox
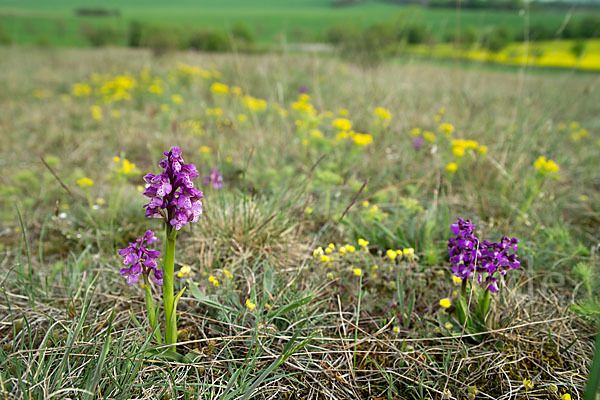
[0,0,596,46]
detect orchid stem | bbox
[163,225,177,351]
[143,274,161,344]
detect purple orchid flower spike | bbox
[143,146,204,231]
[447,218,519,292]
[412,137,424,151]
[203,167,224,189]
[118,230,163,285]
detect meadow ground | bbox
[0,47,599,399]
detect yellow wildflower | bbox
[446,162,458,173]
[392,326,400,334]
[206,107,222,117]
[223,269,232,279]
[171,94,183,104]
[237,114,247,122]
[439,298,451,309]
[346,245,356,253]
[77,177,94,188]
[353,268,362,276]
[72,83,91,97]
[320,255,331,263]
[208,275,220,287]
[338,108,349,116]
[438,123,454,134]
[231,86,242,96]
[561,394,571,400]
[373,107,391,120]
[313,247,324,258]
[362,200,369,208]
[523,379,533,390]
[444,322,453,330]
[199,146,211,154]
[534,156,560,174]
[452,276,462,284]
[387,249,398,260]
[305,206,313,214]
[177,265,192,278]
[478,145,488,155]
[309,129,323,139]
[90,105,103,120]
[452,146,465,157]
[423,131,436,142]
[358,238,369,248]
[352,133,373,146]
[409,128,421,136]
[210,82,229,94]
[332,118,352,131]
[245,299,255,310]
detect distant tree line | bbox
[76,21,257,55]
[74,8,121,17]
[324,14,600,62]
[334,0,600,10]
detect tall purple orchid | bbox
[118,146,203,350]
[143,146,204,230]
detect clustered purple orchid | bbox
[448,218,520,293]
[118,230,163,285]
[203,167,223,189]
[143,146,204,230]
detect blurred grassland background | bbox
[0,0,599,399]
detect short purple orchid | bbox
[143,146,204,230]
[203,167,223,189]
[412,137,424,151]
[448,218,520,292]
[118,230,163,285]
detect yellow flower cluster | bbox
[72,83,91,97]
[438,122,455,135]
[352,133,374,146]
[170,63,214,81]
[313,242,357,263]
[210,82,229,94]
[98,75,136,103]
[373,106,391,122]
[534,156,560,175]
[208,275,220,287]
[451,139,487,157]
[387,248,418,261]
[77,177,94,188]
[245,299,256,310]
[243,95,267,112]
[177,265,192,278]
[90,105,102,120]
[292,94,316,115]
[113,156,139,176]
[332,118,352,131]
[410,127,437,142]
